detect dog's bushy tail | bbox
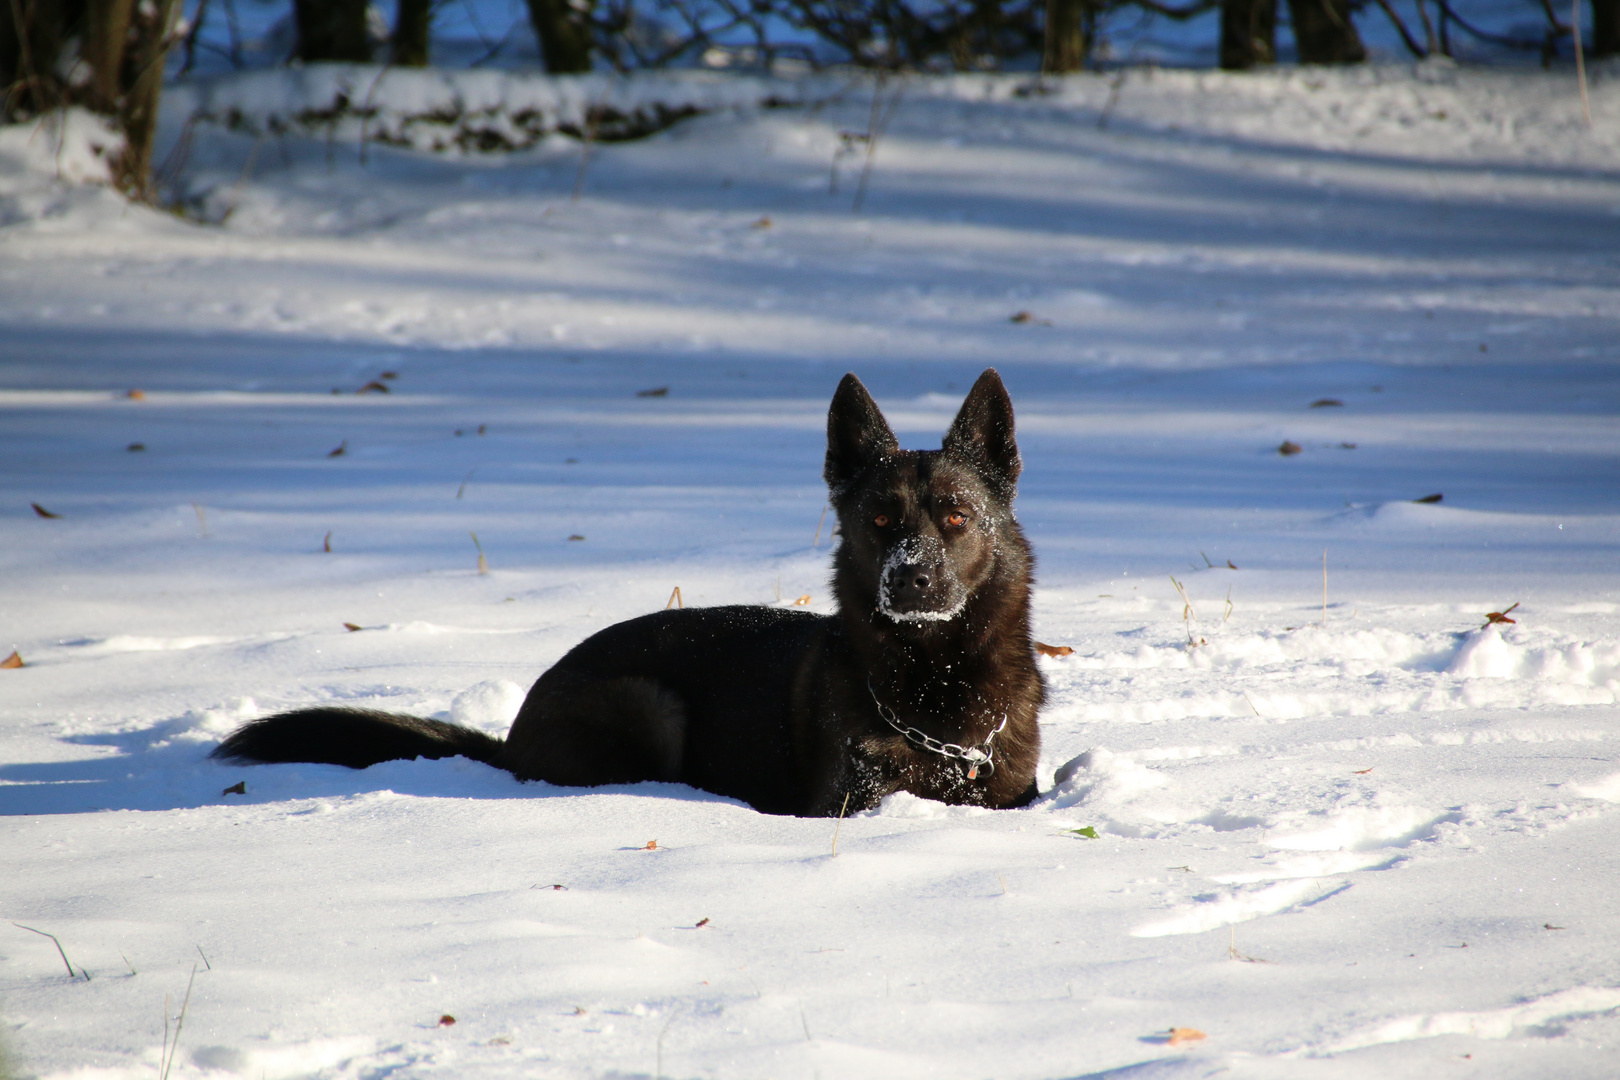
[211,708,504,770]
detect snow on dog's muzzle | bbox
[878,540,967,622]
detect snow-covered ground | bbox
[2,63,1619,1078]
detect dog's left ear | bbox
[942,368,1021,501]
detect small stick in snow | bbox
[196,945,211,971]
[13,923,82,979]
[1241,692,1260,717]
[572,105,600,201]
[830,791,850,856]
[470,532,490,575]
[160,964,198,1080]
[1574,0,1593,128]
[666,586,683,610]
[31,502,62,518]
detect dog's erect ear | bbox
[824,373,899,497]
[942,368,1021,501]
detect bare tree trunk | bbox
[294,0,373,63]
[1286,0,1366,63]
[1593,0,1620,56]
[1220,0,1276,67]
[1043,0,1087,72]
[526,0,595,73]
[116,0,179,197]
[82,0,133,108]
[393,0,432,66]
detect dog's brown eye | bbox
[874,514,890,527]
[945,511,967,527]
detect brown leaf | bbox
[222,781,246,796]
[1413,493,1443,504]
[323,531,333,553]
[1484,602,1519,626]
[31,502,62,518]
[438,1015,456,1026]
[1167,1027,1206,1046]
[568,534,586,542]
[1309,398,1344,408]
[126,389,146,400]
[695,917,710,928]
[1034,641,1074,658]
[327,441,348,458]
[1277,441,1302,456]
[751,215,773,229]
[1226,560,1238,569]
[636,386,670,398]
[343,622,363,632]
[1,651,23,669]
[1009,311,1033,323]
[642,840,658,850]
[793,595,812,606]
[358,381,390,394]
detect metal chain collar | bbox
[866,677,1008,781]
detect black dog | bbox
[213,369,1045,816]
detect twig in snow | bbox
[160,964,198,1080]
[666,586,683,610]
[656,1005,682,1080]
[572,105,601,201]
[852,75,904,214]
[1098,69,1127,130]
[13,923,83,979]
[196,945,211,970]
[830,791,850,855]
[1573,0,1592,127]
[813,505,828,548]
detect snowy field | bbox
[3,62,1620,1078]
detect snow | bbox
[3,62,1619,1078]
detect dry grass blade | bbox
[13,923,81,979]
[1484,601,1519,627]
[160,964,198,1080]
[470,532,489,574]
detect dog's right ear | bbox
[824,373,899,497]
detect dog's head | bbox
[824,369,1023,624]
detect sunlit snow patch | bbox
[1315,986,1620,1054]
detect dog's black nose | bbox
[890,564,933,598]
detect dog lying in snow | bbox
[214,369,1045,815]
